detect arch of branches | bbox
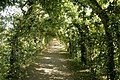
[0,0,120,80]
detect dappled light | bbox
[22,39,94,80]
[23,39,75,80]
[0,0,120,80]
[46,38,66,53]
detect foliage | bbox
[0,0,120,80]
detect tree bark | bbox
[8,34,19,80]
[73,23,87,65]
[87,0,116,80]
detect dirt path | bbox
[24,51,75,80]
[23,39,91,80]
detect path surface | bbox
[23,39,91,80]
[24,51,75,80]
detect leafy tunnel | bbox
[0,0,120,80]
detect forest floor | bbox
[23,39,92,80]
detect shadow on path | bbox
[23,38,92,80]
[24,51,74,80]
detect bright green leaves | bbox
[96,0,109,9]
[63,1,79,18]
[0,0,120,80]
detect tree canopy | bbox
[0,0,120,80]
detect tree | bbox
[0,0,120,80]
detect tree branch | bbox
[88,0,109,26]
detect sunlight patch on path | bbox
[35,63,54,67]
[59,58,68,62]
[43,57,52,59]
[24,38,74,80]
[35,67,71,76]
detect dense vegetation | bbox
[0,0,120,80]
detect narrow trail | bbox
[24,51,74,80]
[23,39,91,80]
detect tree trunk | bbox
[105,26,115,80]
[87,0,116,79]
[74,23,87,65]
[81,43,87,65]
[7,35,19,80]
